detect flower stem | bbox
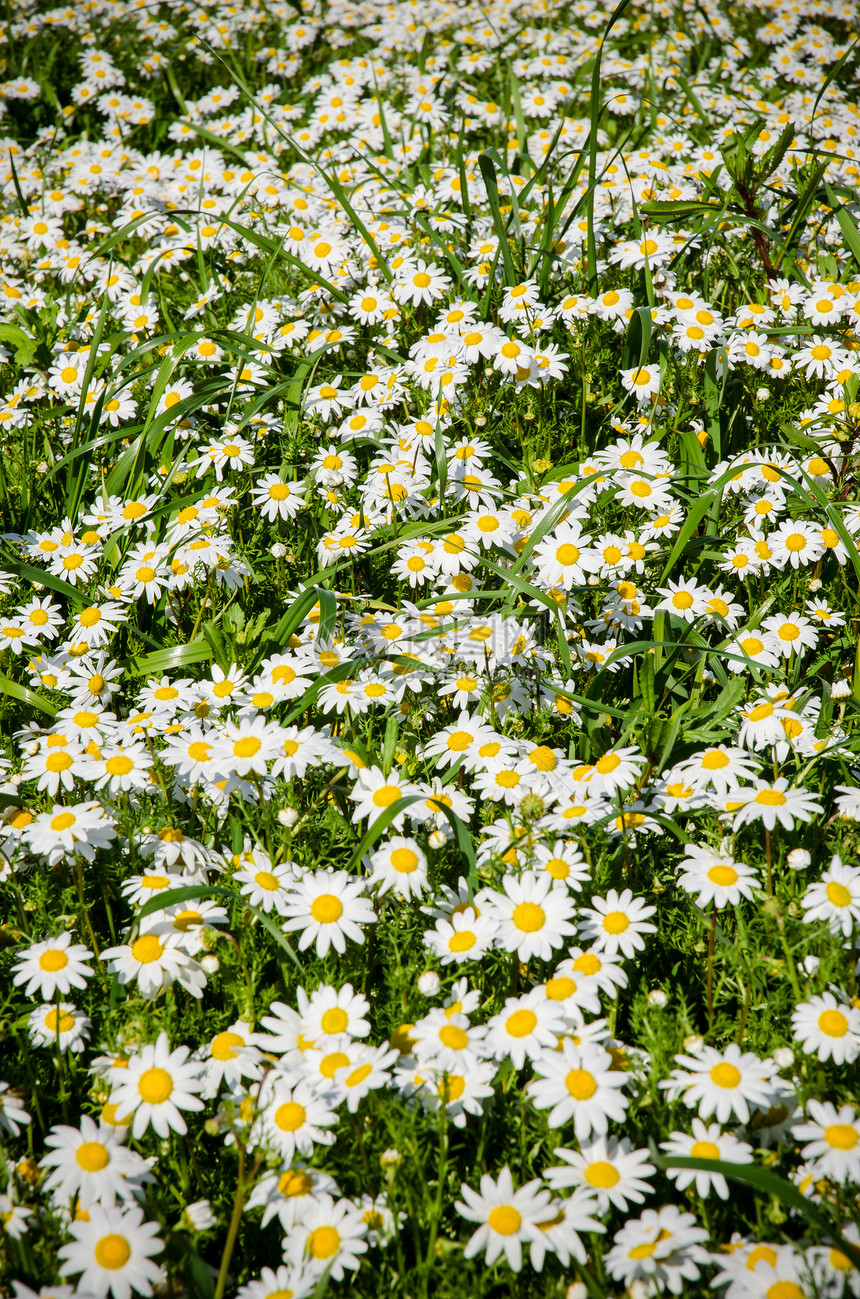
[706,906,718,1035]
[214,1145,247,1299]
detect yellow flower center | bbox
[94,1235,131,1270]
[710,1062,741,1089]
[505,1009,537,1038]
[77,1141,110,1172]
[138,1067,173,1105]
[39,949,69,972]
[512,902,545,932]
[487,1206,522,1235]
[565,1069,597,1100]
[310,894,343,923]
[275,1101,306,1131]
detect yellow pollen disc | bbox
[690,1140,720,1160]
[825,1123,859,1150]
[310,894,343,923]
[827,881,852,907]
[391,848,418,873]
[487,1206,522,1235]
[321,1008,349,1035]
[76,1141,110,1172]
[279,1169,313,1197]
[131,934,164,964]
[819,1009,848,1037]
[39,949,69,972]
[708,865,738,886]
[565,1069,597,1100]
[603,911,629,934]
[710,1062,741,1088]
[505,1009,537,1037]
[584,1161,619,1188]
[275,1101,306,1131]
[512,902,545,932]
[138,1067,173,1104]
[211,1031,244,1061]
[307,1226,340,1259]
[94,1235,131,1270]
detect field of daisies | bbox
[4,0,860,1294]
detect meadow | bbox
[0,0,859,1294]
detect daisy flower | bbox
[349,766,421,829]
[236,1266,314,1299]
[102,930,206,1001]
[530,1040,629,1136]
[620,364,661,401]
[656,576,709,623]
[57,1204,163,1299]
[197,1022,262,1100]
[585,745,645,797]
[368,836,428,899]
[485,989,566,1069]
[661,1120,753,1198]
[12,932,94,1000]
[792,1101,860,1183]
[545,1137,655,1212]
[455,1167,552,1273]
[791,993,860,1065]
[296,982,370,1046]
[677,845,759,908]
[411,1009,487,1072]
[282,869,377,957]
[660,1043,778,1123]
[487,871,577,962]
[234,858,298,916]
[259,1077,337,1161]
[28,1003,91,1054]
[726,778,823,831]
[532,521,597,589]
[213,715,286,779]
[422,906,498,965]
[802,856,860,936]
[245,1168,340,1233]
[577,889,656,958]
[332,1043,399,1113]
[761,611,818,658]
[111,1032,204,1138]
[413,1058,497,1129]
[0,1083,30,1137]
[285,1193,368,1281]
[532,840,590,889]
[41,1115,150,1209]
[25,801,117,865]
[605,1205,709,1294]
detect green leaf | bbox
[585,0,632,289]
[0,560,81,603]
[656,1157,860,1268]
[131,642,213,676]
[640,200,724,220]
[659,461,745,583]
[251,585,334,671]
[477,153,516,284]
[0,324,37,366]
[824,182,860,270]
[346,796,426,874]
[0,674,56,717]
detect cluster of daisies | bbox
[1,0,860,1293]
